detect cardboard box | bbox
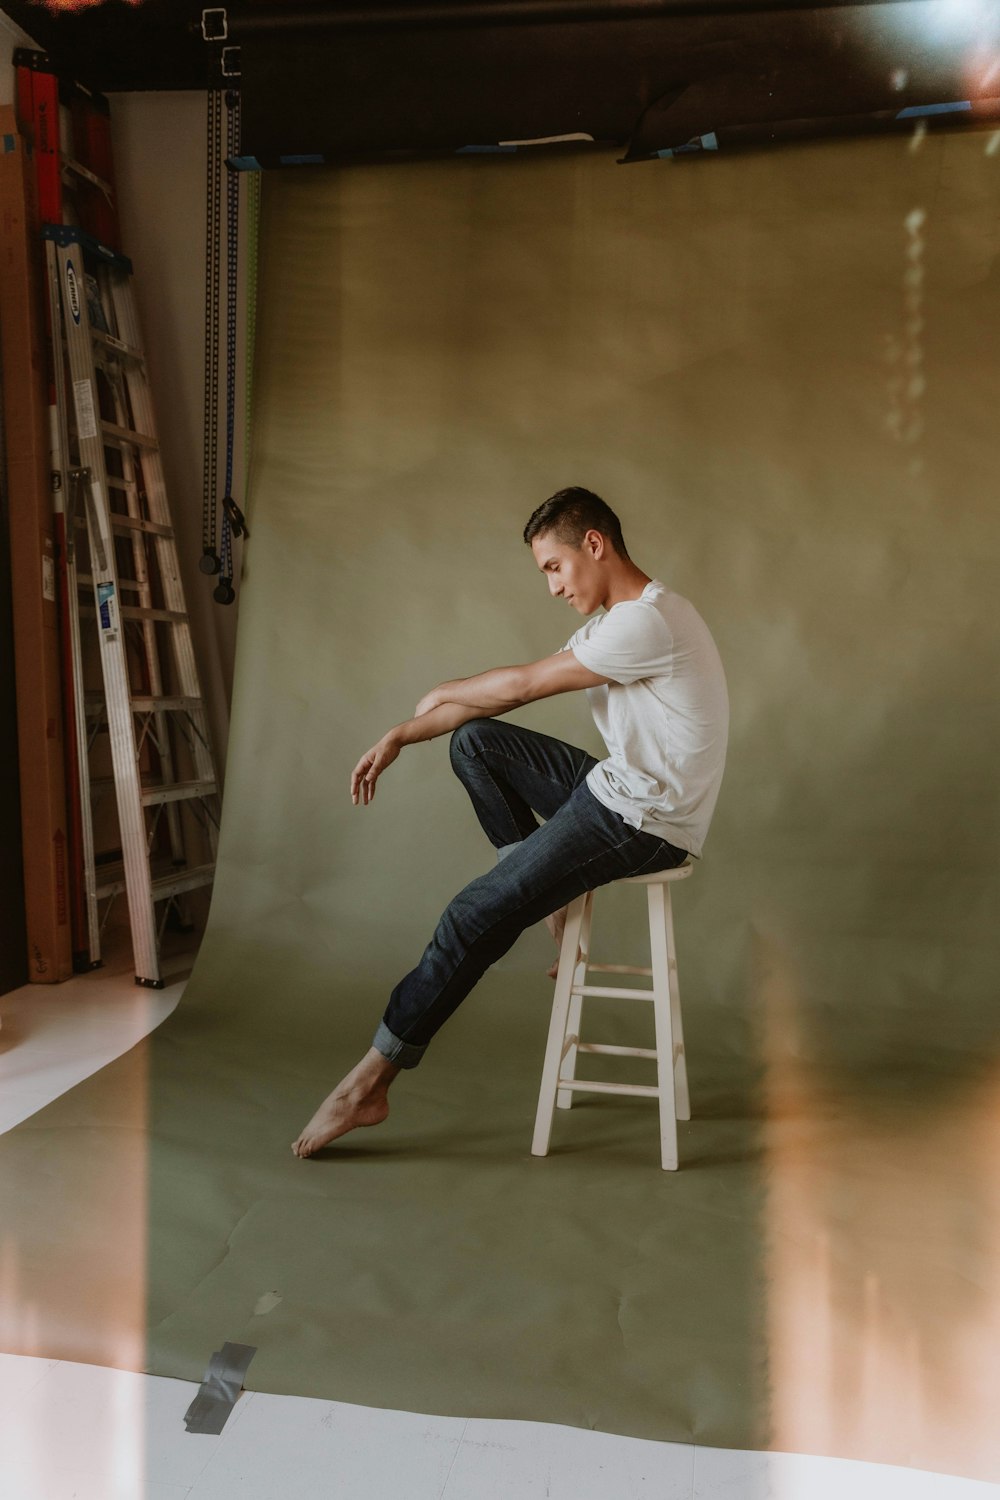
[0,106,73,981]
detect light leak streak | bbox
[883,207,927,478]
[761,933,1000,1479]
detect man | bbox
[292,487,728,1158]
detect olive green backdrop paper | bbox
[3,130,1000,1472]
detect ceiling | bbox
[6,0,1000,163]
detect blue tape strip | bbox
[656,131,719,159]
[278,153,325,165]
[456,144,518,153]
[229,154,263,171]
[896,101,971,119]
[3,134,16,154]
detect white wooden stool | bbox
[531,861,693,1171]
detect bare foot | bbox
[544,905,568,980]
[292,1047,400,1158]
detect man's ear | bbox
[584,528,605,560]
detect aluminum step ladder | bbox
[44,223,220,988]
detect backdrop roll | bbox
[2,128,999,1479]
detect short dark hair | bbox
[523,487,629,559]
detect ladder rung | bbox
[74,512,174,539]
[102,419,159,452]
[91,327,144,363]
[84,692,203,716]
[90,777,216,807]
[120,605,188,624]
[78,573,143,592]
[555,1079,659,1099]
[571,985,654,1001]
[60,153,114,197]
[80,604,188,624]
[131,695,203,713]
[94,867,127,900]
[95,862,215,901]
[111,514,173,538]
[140,780,217,807]
[151,864,215,900]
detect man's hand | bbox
[350,731,402,805]
[350,701,503,807]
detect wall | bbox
[0,6,34,101]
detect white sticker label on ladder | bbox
[73,378,98,441]
[97,581,118,637]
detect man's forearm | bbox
[393,698,499,748]
[433,665,528,715]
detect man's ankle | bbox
[355,1048,401,1090]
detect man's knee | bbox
[449,718,491,770]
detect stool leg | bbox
[557,890,593,1110]
[647,883,679,1171]
[532,893,587,1158]
[664,885,690,1122]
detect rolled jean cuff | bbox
[372,1020,426,1069]
[496,842,521,862]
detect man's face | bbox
[530,530,603,615]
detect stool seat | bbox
[531,860,692,1170]
[622,859,694,885]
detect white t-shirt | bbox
[562,579,729,858]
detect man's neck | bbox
[602,564,652,610]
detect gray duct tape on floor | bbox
[183,1342,257,1434]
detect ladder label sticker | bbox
[73,378,98,440]
[97,581,118,635]
[65,258,82,325]
[42,554,56,602]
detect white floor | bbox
[1,954,996,1500]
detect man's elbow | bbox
[516,665,552,705]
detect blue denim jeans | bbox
[372,718,688,1067]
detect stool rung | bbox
[578,1043,658,1060]
[586,962,654,977]
[572,984,653,1001]
[556,1079,659,1099]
